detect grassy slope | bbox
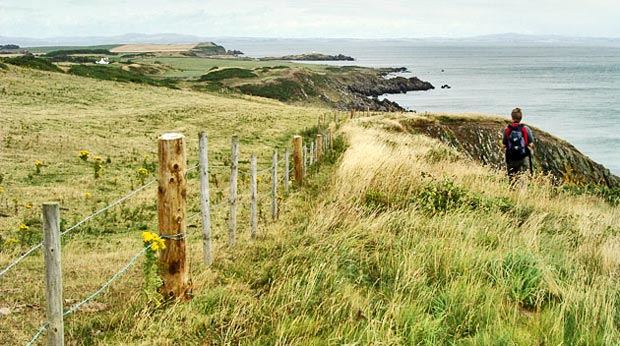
[2,65,620,344]
[0,65,325,343]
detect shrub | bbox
[199,68,257,81]
[3,55,63,73]
[68,65,177,88]
[238,79,305,101]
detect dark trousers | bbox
[507,158,530,183]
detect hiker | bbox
[503,107,535,181]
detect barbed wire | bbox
[27,244,153,346]
[0,178,157,279]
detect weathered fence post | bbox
[329,128,334,151]
[316,134,324,162]
[271,149,278,220]
[229,136,239,246]
[158,133,191,300]
[350,109,354,119]
[43,202,64,346]
[293,136,303,186]
[198,132,211,266]
[250,155,257,239]
[284,148,290,193]
[303,144,307,177]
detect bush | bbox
[3,55,63,73]
[200,68,257,81]
[238,79,305,101]
[68,65,177,88]
[45,49,114,57]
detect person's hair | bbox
[511,107,522,123]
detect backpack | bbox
[505,124,530,161]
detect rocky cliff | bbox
[401,114,620,187]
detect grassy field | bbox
[1,64,620,344]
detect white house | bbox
[95,57,109,65]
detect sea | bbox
[217,38,620,175]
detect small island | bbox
[260,53,354,61]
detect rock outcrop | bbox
[402,115,620,187]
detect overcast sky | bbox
[1,0,619,39]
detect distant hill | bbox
[2,33,620,48]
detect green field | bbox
[133,57,331,78]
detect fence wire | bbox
[27,244,153,346]
[0,178,157,279]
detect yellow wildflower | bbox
[4,238,19,245]
[257,177,263,183]
[85,192,91,198]
[142,231,166,251]
[137,168,149,176]
[24,202,33,209]
[78,150,90,161]
[34,160,43,167]
[19,223,29,231]
[93,156,103,163]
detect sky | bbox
[1,0,619,39]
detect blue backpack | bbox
[505,124,530,161]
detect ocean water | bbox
[217,39,620,174]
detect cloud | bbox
[1,0,619,38]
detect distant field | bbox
[134,57,330,78]
[110,43,198,53]
[25,44,121,54]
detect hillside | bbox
[1,65,620,344]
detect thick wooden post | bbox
[284,148,290,192]
[293,136,303,185]
[229,136,239,247]
[198,132,211,266]
[43,202,64,346]
[316,134,324,161]
[271,149,278,220]
[157,133,191,300]
[250,155,257,239]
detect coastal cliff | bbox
[401,114,620,188]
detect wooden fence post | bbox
[250,155,257,239]
[329,129,334,151]
[43,202,64,346]
[350,109,354,119]
[284,148,290,193]
[198,132,211,266]
[303,144,307,177]
[293,136,303,186]
[158,133,191,300]
[271,149,278,220]
[316,134,323,161]
[229,136,239,247]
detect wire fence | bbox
[3,124,341,345]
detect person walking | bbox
[503,107,535,182]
